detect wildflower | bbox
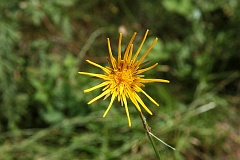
[78,30,169,126]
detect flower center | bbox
[116,68,134,85]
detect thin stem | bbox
[138,111,161,160]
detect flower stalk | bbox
[138,111,162,159]
[138,110,175,159]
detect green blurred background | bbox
[0,0,239,159]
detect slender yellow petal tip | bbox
[78,30,170,126]
[128,122,132,127]
[166,80,170,83]
[102,95,115,117]
[161,79,170,83]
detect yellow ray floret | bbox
[78,30,169,127]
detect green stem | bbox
[138,111,161,160]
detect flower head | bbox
[78,30,169,126]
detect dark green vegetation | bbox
[0,0,239,159]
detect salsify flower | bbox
[78,30,169,127]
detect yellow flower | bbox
[78,30,169,127]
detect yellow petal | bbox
[136,86,159,106]
[127,89,142,112]
[118,33,122,67]
[78,72,109,80]
[134,92,153,115]
[123,32,137,61]
[103,94,116,117]
[139,78,170,83]
[86,60,110,74]
[122,95,131,127]
[107,38,117,69]
[127,44,133,63]
[137,63,158,74]
[88,89,111,104]
[136,38,158,66]
[84,81,109,93]
[132,29,149,63]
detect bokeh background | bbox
[0,0,239,159]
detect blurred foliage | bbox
[0,0,239,160]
